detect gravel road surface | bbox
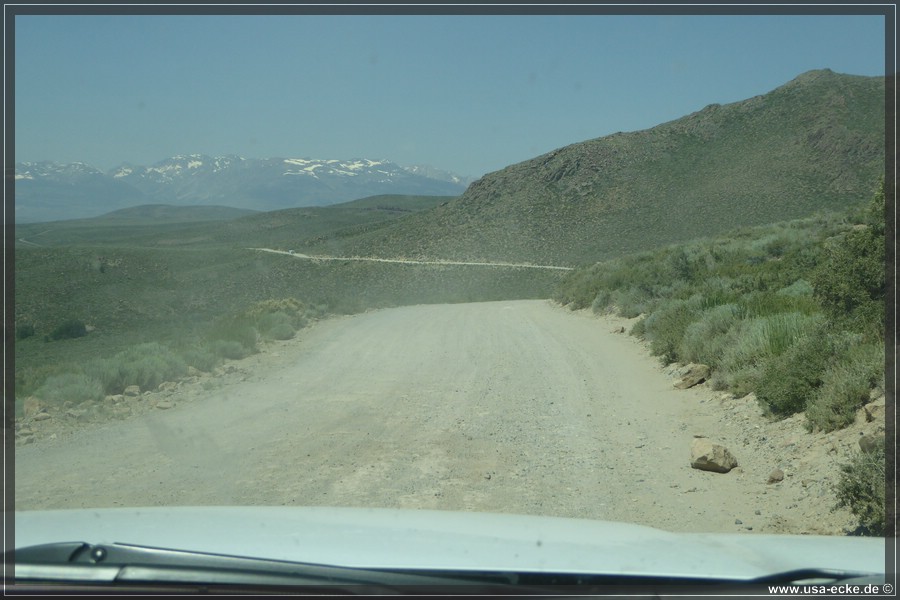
[15,300,863,534]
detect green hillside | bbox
[14,195,454,249]
[320,70,883,266]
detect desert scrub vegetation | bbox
[554,179,886,432]
[804,339,885,432]
[81,342,189,394]
[205,297,326,352]
[17,297,328,406]
[176,342,219,373]
[242,297,323,340]
[206,314,259,359]
[47,319,88,341]
[811,186,886,338]
[835,438,887,535]
[34,373,105,406]
[16,322,36,340]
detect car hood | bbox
[14,506,886,580]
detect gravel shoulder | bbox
[15,300,882,535]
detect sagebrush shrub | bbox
[805,341,884,432]
[207,316,258,353]
[835,441,886,535]
[641,296,703,364]
[212,339,250,360]
[82,357,122,394]
[630,316,647,337]
[256,311,296,340]
[755,328,832,416]
[697,277,739,309]
[776,278,814,298]
[16,323,35,340]
[245,298,309,329]
[612,287,654,318]
[35,373,104,405]
[77,343,192,395]
[115,343,188,392]
[720,312,820,375]
[179,343,219,372]
[812,182,885,335]
[678,303,741,368]
[738,291,818,319]
[48,319,87,341]
[591,289,614,314]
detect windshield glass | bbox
[8,5,892,584]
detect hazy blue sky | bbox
[14,11,887,178]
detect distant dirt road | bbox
[249,247,575,270]
[15,300,858,534]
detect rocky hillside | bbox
[326,70,884,266]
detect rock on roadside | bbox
[674,364,710,389]
[767,468,785,484]
[690,438,738,473]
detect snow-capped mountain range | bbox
[14,155,475,222]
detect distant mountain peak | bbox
[15,154,470,222]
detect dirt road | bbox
[15,300,862,534]
[249,247,575,270]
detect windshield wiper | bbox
[747,568,886,586]
[10,541,521,592]
[8,542,886,595]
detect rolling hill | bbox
[14,195,455,249]
[317,69,884,267]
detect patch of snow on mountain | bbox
[149,164,180,174]
[346,159,384,170]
